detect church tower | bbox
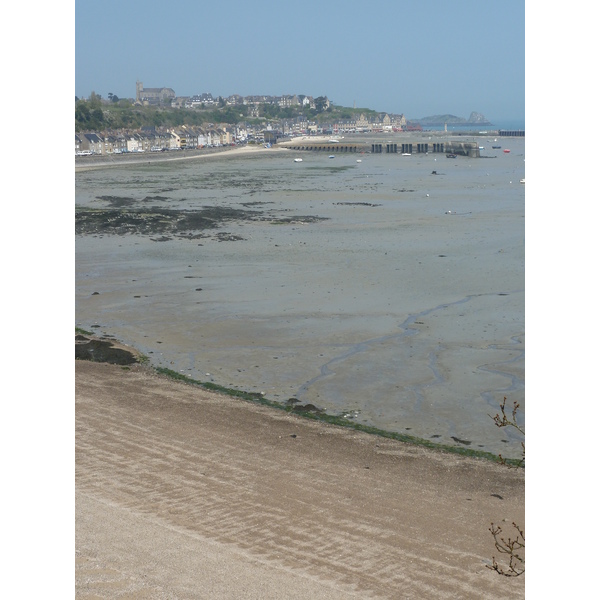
[136,81,143,102]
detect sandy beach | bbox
[75,135,525,597]
[76,343,524,599]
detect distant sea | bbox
[418,119,525,132]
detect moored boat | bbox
[446,153,457,158]
[503,149,511,153]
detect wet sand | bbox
[76,139,525,457]
[75,138,525,597]
[76,357,524,599]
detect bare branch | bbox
[488,399,525,576]
[489,397,525,468]
[490,397,524,436]
[487,522,525,576]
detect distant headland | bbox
[411,112,492,127]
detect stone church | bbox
[135,81,176,105]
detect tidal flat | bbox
[76,135,525,457]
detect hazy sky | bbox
[75,0,524,122]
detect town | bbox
[75,82,411,156]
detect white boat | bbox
[294,158,303,162]
[356,159,362,163]
[402,153,411,156]
[520,178,525,184]
[329,155,335,159]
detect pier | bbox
[282,141,365,153]
[282,139,480,157]
[498,130,525,137]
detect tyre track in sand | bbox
[76,360,524,599]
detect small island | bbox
[411,111,492,127]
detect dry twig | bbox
[487,521,525,577]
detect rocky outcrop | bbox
[413,112,492,126]
[467,111,491,124]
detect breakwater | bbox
[282,141,365,153]
[498,130,525,137]
[282,140,481,157]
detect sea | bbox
[76,131,525,458]
[418,119,525,132]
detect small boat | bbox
[492,145,501,149]
[446,153,457,158]
[294,158,303,162]
[329,155,335,159]
[520,178,525,184]
[479,146,485,150]
[356,159,362,163]
[402,152,411,156]
[503,149,511,153]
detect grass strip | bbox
[153,366,522,466]
[76,329,522,466]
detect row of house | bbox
[75,125,236,156]
[137,90,328,113]
[332,113,407,133]
[134,81,330,113]
[274,112,407,135]
[75,111,409,156]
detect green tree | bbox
[90,108,104,128]
[75,101,91,130]
[261,103,281,119]
[88,91,102,109]
[280,107,295,119]
[151,110,165,127]
[314,96,328,113]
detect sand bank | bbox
[76,356,524,599]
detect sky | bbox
[75,0,525,124]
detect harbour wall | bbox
[498,130,525,137]
[282,140,480,157]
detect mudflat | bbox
[76,358,524,599]
[76,137,525,457]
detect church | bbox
[135,81,176,105]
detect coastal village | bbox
[75,82,410,156]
